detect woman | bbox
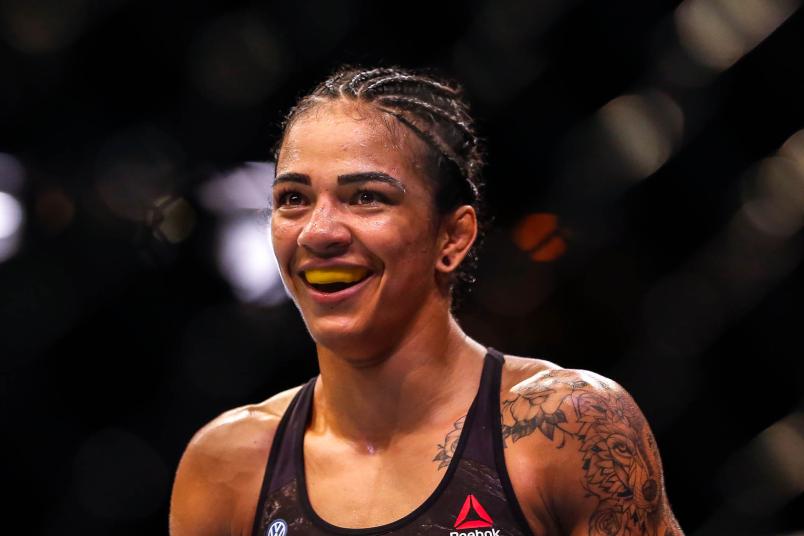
[170,66,684,536]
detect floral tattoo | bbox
[502,373,664,535]
[432,415,464,470]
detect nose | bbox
[297,196,351,256]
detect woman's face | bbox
[271,99,448,354]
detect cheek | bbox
[371,217,437,270]
[270,221,297,263]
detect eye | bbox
[352,189,388,205]
[276,190,306,207]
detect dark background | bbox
[1,0,803,534]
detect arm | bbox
[169,406,280,536]
[170,421,236,536]
[502,369,684,536]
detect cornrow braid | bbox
[377,105,480,203]
[345,68,398,96]
[362,74,460,99]
[275,65,488,309]
[374,95,476,154]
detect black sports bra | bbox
[251,348,534,536]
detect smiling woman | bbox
[268,93,481,356]
[169,66,684,536]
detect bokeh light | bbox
[0,190,23,239]
[512,212,567,262]
[147,195,196,244]
[718,411,804,517]
[215,214,285,305]
[675,0,800,73]
[200,162,285,305]
[198,161,274,213]
[0,152,25,193]
[597,91,684,182]
[0,191,24,262]
[741,129,804,239]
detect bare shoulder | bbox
[169,385,304,536]
[196,386,301,448]
[501,353,564,380]
[184,384,304,470]
[500,362,646,451]
[499,358,685,535]
[501,351,610,388]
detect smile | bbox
[298,267,375,302]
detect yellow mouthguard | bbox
[304,267,369,285]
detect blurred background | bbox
[1,0,803,534]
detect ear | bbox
[435,205,478,274]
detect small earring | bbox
[442,256,451,266]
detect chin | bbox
[305,314,370,345]
[309,319,398,360]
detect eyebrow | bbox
[339,172,407,193]
[272,172,310,186]
[273,171,407,193]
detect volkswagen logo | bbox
[266,519,288,536]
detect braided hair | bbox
[274,65,488,309]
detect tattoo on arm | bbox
[432,372,682,534]
[500,374,670,536]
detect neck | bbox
[312,305,487,449]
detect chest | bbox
[296,427,559,535]
[303,429,447,527]
[250,357,568,536]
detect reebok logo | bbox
[453,494,495,533]
[449,530,500,536]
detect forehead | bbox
[277,99,430,180]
